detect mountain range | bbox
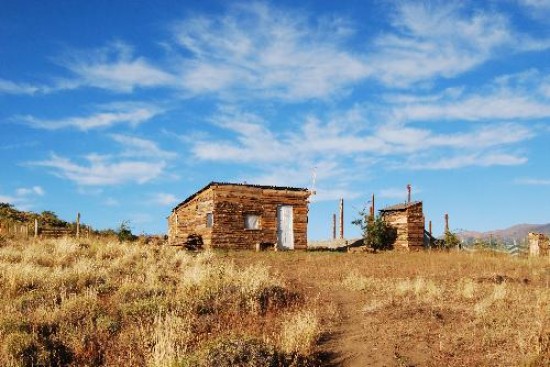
[459,223,550,242]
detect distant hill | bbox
[459,223,550,242]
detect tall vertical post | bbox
[332,213,336,240]
[371,193,375,219]
[407,184,412,203]
[76,212,81,238]
[429,220,432,236]
[444,213,449,233]
[339,198,344,239]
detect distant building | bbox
[167,182,310,250]
[528,232,549,256]
[379,201,425,250]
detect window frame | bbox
[243,213,261,230]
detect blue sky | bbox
[1,0,550,239]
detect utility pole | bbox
[332,213,336,240]
[339,198,344,239]
[76,212,81,238]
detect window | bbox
[244,214,260,230]
[206,213,213,228]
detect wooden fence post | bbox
[34,219,38,238]
[76,212,81,238]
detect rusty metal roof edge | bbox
[171,181,309,212]
[379,200,422,212]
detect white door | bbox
[277,205,294,250]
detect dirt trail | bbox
[273,256,407,367]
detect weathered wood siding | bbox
[168,184,309,250]
[407,203,425,249]
[381,202,425,250]
[382,211,409,250]
[168,187,214,246]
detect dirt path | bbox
[267,255,407,367]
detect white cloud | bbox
[110,134,177,159]
[149,193,179,206]
[379,187,410,200]
[406,152,527,170]
[515,178,550,185]
[0,195,17,204]
[62,42,175,93]
[104,198,120,206]
[15,186,45,196]
[191,109,534,167]
[19,102,163,131]
[173,2,370,100]
[27,132,174,186]
[0,79,42,95]
[0,185,45,209]
[31,153,166,186]
[388,71,550,123]
[370,2,550,87]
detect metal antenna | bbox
[308,166,317,201]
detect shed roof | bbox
[172,181,309,211]
[379,201,422,212]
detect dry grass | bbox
[230,249,550,366]
[0,238,319,366]
[4,237,550,366]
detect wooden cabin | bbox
[167,182,310,250]
[379,201,425,250]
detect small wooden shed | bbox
[379,201,425,250]
[167,182,310,250]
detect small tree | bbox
[118,221,137,243]
[443,230,461,249]
[352,208,397,252]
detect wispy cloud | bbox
[15,186,45,196]
[28,135,175,186]
[0,186,45,209]
[61,42,175,93]
[18,102,163,131]
[515,178,550,186]
[172,2,370,100]
[379,187,412,200]
[191,108,534,166]
[110,134,177,159]
[149,192,179,206]
[370,2,550,87]
[405,152,527,170]
[0,79,44,95]
[30,153,167,186]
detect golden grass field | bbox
[1,237,550,366]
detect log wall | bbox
[407,203,425,249]
[381,202,425,250]
[168,184,309,250]
[168,187,214,246]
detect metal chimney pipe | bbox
[444,213,449,233]
[407,184,411,203]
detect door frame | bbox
[276,205,294,250]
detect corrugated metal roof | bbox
[172,181,309,211]
[379,201,422,212]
